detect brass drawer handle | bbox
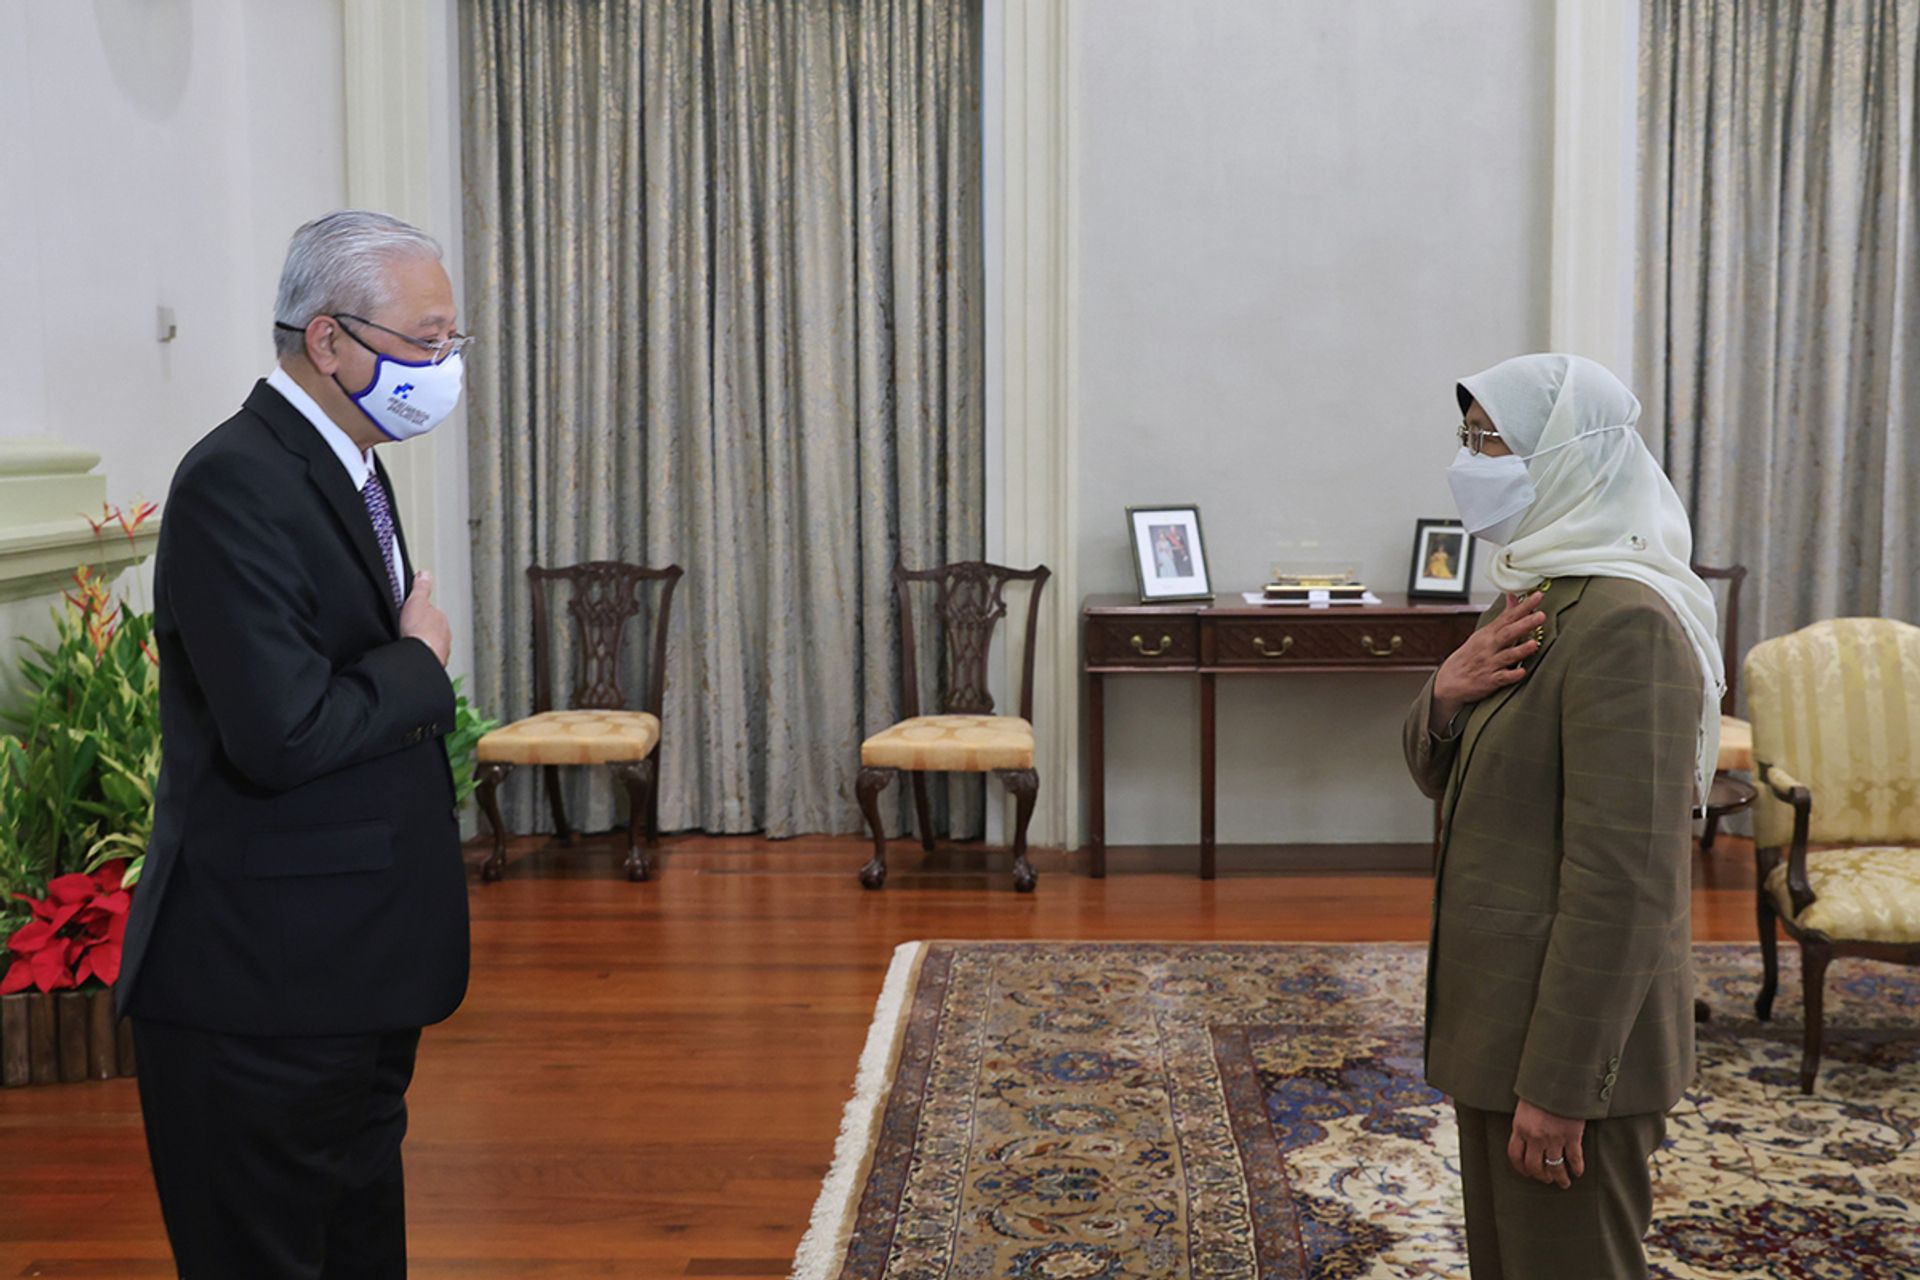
[1131,633,1174,657]
[1361,633,1404,657]
[1252,635,1294,658]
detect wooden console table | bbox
[1083,593,1488,878]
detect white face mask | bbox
[1446,446,1536,545]
[274,317,468,441]
[341,346,465,442]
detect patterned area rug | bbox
[790,942,1920,1280]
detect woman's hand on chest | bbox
[1430,591,1547,732]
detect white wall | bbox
[1075,0,1555,845]
[0,0,346,504]
[0,0,475,684]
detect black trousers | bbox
[1454,1102,1667,1280]
[133,1019,421,1280]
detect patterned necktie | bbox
[360,471,405,609]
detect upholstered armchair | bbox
[856,560,1050,892]
[1746,617,1920,1092]
[474,561,682,884]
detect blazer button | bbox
[1599,1086,1613,1101]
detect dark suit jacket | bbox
[118,381,469,1036]
[1402,576,1701,1119]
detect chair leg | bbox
[1700,810,1721,852]
[544,766,575,846]
[857,767,895,889]
[646,757,662,849]
[1002,768,1039,894]
[610,760,654,883]
[1799,941,1831,1094]
[1756,887,1780,1022]
[476,762,514,883]
[910,772,936,853]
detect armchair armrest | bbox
[1762,762,1806,802]
[1758,760,1815,916]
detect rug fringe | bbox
[788,940,926,1280]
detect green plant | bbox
[446,678,499,807]
[0,567,161,938]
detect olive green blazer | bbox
[1402,575,1702,1119]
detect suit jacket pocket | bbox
[1453,901,1555,939]
[244,821,395,878]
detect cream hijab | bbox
[1456,353,1724,805]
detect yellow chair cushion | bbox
[477,710,661,766]
[1717,714,1752,774]
[1765,845,1920,943]
[860,715,1034,772]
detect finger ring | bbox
[1543,1156,1565,1166]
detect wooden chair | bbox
[474,561,683,883]
[1693,563,1757,850]
[1747,617,1920,1092]
[856,560,1050,893]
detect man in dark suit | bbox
[118,210,472,1278]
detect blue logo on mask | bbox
[395,383,415,399]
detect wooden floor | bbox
[0,832,1769,1278]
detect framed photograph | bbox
[1126,504,1213,602]
[1408,517,1473,600]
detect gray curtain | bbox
[460,0,984,837]
[1638,0,1920,659]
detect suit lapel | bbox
[247,381,402,630]
[1443,576,1592,835]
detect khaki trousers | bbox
[1454,1102,1667,1279]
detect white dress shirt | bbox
[266,364,404,594]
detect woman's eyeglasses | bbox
[1457,419,1505,455]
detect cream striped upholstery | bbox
[1745,618,1920,850]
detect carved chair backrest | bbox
[1691,562,1747,715]
[528,561,683,719]
[893,561,1050,721]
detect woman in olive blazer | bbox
[1405,355,1723,1280]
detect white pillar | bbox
[341,0,473,683]
[989,0,1081,849]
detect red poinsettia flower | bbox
[1,862,131,994]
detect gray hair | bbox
[272,210,442,358]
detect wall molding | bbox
[991,0,1082,850]
[0,440,154,604]
[1549,0,1641,382]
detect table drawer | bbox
[1086,616,1200,667]
[1208,614,1469,668]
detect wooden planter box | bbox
[0,987,135,1087]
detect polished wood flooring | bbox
[0,833,1769,1278]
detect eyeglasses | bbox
[334,314,474,365]
[277,315,476,365]
[1457,418,1506,456]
